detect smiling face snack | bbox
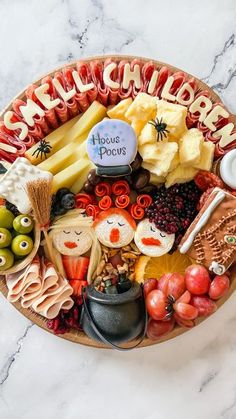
[93,208,136,248]
[52,226,93,256]
[134,218,175,257]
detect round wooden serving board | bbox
[0,55,236,349]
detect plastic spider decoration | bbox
[32,139,52,160]
[149,117,169,141]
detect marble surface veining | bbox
[1,1,236,418]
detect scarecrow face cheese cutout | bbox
[134,218,175,257]
[52,227,93,256]
[94,208,136,248]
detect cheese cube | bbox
[107,98,133,122]
[194,141,215,171]
[150,173,165,185]
[156,100,187,140]
[179,128,204,167]
[165,165,198,188]
[125,93,157,122]
[138,122,158,146]
[139,143,161,163]
[142,142,178,177]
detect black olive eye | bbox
[63,230,70,234]
[0,256,6,266]
[118,222,125,227]
[75,231,82,236]
[107,220,113,225]
[150,226,155,232]
[20,241,29,249]
[21,217,32,227]
[160,232,166,238]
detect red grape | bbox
[146,289,167,320]
[147,317,175,340]
[143,278,158,298]
[191,295,217,316]
[158,273,172,295]
[173,302,198,320]
[209,275,230,300]
[185,264,210,295]
[167,273,186,300]
[176,290,191,304]
[174,313,195,328]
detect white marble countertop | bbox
[1,1,236,418]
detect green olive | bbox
[0,228,12,248]
[11,235,34,257]
[13,214,34,234]
[0,207,14,229]
[0,248,14,271]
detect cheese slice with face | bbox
[94,208,136,248]
[134,218,175,257]
[52,226,93,256]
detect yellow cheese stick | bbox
[52,158,90,192]
[70,161,95,194]
[25,114,81,164]
[64,101,107,143]
[37,143,78,174]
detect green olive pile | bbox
[0,207,35,271]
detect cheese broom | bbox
[26,177,56,267]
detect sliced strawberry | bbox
[69,279,88,296]
[62,255,89,281]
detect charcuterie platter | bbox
[0,55,236,349]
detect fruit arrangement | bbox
[0,206,35,271]
[0,57,236,349]
[144,264,230,340]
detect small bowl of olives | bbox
[0,206,41,275]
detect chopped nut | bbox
[122,252,138,260]
[130,242,140,252]
[122,245,132,251]
[96,260,106,276]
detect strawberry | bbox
[62,255,89,281]
[69,279,88,297]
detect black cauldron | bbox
[81,282,147,350]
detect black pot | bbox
[81,283,147,350]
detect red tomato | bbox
[143,278,158,298]
[191,295,217,316]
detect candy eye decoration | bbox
[21,217,32,227]
[0,256,6,266]
[224,235,236,245]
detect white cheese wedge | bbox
[156,100,187,140]
[138,122,159,146]
[142,142,178,177]
[107,98,133,122]
[179,128,204,167]
[194,141,215,171]
[125,93,157,122]
[165,165,198,188]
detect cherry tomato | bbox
[173,302,198,320]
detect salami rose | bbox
[115,194,130,208]
[95,182,112,197]
[86,204,100,219]
[111,180,130,196]
[129,203,145,220]
[98,195,112,210]
[137,194,153,208]
[75,193,94,209]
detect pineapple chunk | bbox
[156,100,187,140]
[64,101,107,143]
[165,165,198,188]
[107,98,133,122]
[194,141,215,171]
[70,162,95,194]
[52,158,90,192]
[37,143,78,174]
[139,143,160,163]
[150,173,165,185]
[142,142,178,177]
[125,93,156,122]
[25,115,81,164]
[179,128,204,167]
[138,122,158,146]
